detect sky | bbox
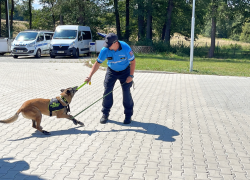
[33,0,42,10]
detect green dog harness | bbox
[48,97,70,116]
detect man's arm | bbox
[126,59,136,83]
[85,61,101,82]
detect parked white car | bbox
[11,30,54,58]
[50,25,92,58]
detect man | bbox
[85,33,135,124]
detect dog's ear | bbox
[60,89,65,92]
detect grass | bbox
[91,52,250,77]
[171,34,250,47]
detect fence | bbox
[131,45,153,54]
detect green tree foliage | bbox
[240,23,250,43]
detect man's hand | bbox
[126,76,133,83]
[85,77,91,83]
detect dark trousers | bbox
[102,66,134,117]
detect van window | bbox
[53,29,77,39]
[78,31,82,41]
[38,34,44,41]
[82,31,91,40]
[45,33,53,40]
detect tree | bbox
[146,0,152,41]
[114,0,121,38]
[125,0,129,41]
[137,0,145,41]
[0,0,2,37]
[5,0,8,36]
[28,0,32,29]
[164,0,173,45]
[208,0,217,58]
[39,0,57,29]
[10,0,14,37]
[240,23,250,43]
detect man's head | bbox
[103,33,119,51]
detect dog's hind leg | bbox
[35,117,50,135]
[22,106,49,135]
[32,120,36,128]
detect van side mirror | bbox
[79,36,83,41]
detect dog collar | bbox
[56,96,68,106]
[61,96,68,104]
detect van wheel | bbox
[50,54,55,58]
[35,49,41,58]
[85,52,90,57]
[13,55,18,58]
[73,49,79,58]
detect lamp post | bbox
[189,0,196,72]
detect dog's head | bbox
[60,86,78,101]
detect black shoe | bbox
[100,114,109,124]
[123,116,132,124]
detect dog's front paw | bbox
[77,121,84,126]
[42,130,51,135]
[72,119,78,125]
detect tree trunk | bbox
[164,0,173,46]
[208,5,217,58]
[0,1,1,37]
[78,1,84,25]
[10,0,14,38]
[114,0,121,38]
[138,0,144,41]
[125,0,129,41]
[29,0,32,29]
[146,0,152,41]
[60,14,64,25]
[161,23,166,40]
[5,0,8,37]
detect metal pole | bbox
[189,0,196,72]
[6,0,10,39]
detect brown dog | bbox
[0,86,83,135]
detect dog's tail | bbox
[0,109,21,124]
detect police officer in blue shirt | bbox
[85,33,135,124]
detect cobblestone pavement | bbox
[0,55,250,180]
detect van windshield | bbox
[53,29,77,39]
[15,32,38,41]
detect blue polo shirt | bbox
[97,41,135,71]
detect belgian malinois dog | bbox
[0,86,83,135]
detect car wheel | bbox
[13,55,18,58]
[35,49,41,58]
[73,49,79,58]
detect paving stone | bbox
[0,58,250,179]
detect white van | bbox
[50,25,92,58]
[11,30,54,58]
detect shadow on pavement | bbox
[9,127,99,141]
[108,120,179,142]
[9,120,179,142]
[0,157,45,180]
